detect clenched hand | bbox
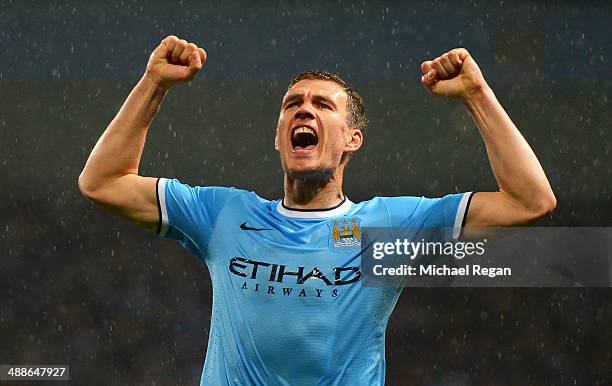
[420,48,488,99]
[145,35,207,90]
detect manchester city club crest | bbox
[328,217,362,252]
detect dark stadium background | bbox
[1,1,611,385]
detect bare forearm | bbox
[77,36,205,228]
[421,48,555,226]
[462,86,555,212]
[79,75,167,191]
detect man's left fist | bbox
[420,48,488,99]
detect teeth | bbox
[293,127,315,138]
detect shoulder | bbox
[352,194,469,217]
[353,195,425,211]
[162,178,270,207]
[348,196,425,223]
[350,193,469,230]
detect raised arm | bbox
[420,48,556,227]
[78,36,206,229]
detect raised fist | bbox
[420,48,487,98]
[145,35,207,90]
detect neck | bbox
[283,166,346,210]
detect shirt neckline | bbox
[276,197,354,219]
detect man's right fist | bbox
[145,35,207,90]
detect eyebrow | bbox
[282,93,337,108]
[283,93,303,106]
[312,94,337,108]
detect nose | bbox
[294,104,315,120]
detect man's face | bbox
[275,79,362,179]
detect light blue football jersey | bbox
[156,178,472,386]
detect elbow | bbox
[77,172,100,202]
[529,191,557,220]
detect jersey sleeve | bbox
[382,192,473,240]
[156,178,232,260]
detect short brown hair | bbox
[287,71,368,134]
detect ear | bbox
[344,128,363,152]
[274,129,280,151]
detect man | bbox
[78,36,555,385]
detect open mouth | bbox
[291,126,319,151]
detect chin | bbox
[284,165,335,181]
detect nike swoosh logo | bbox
[240,221,272,231]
